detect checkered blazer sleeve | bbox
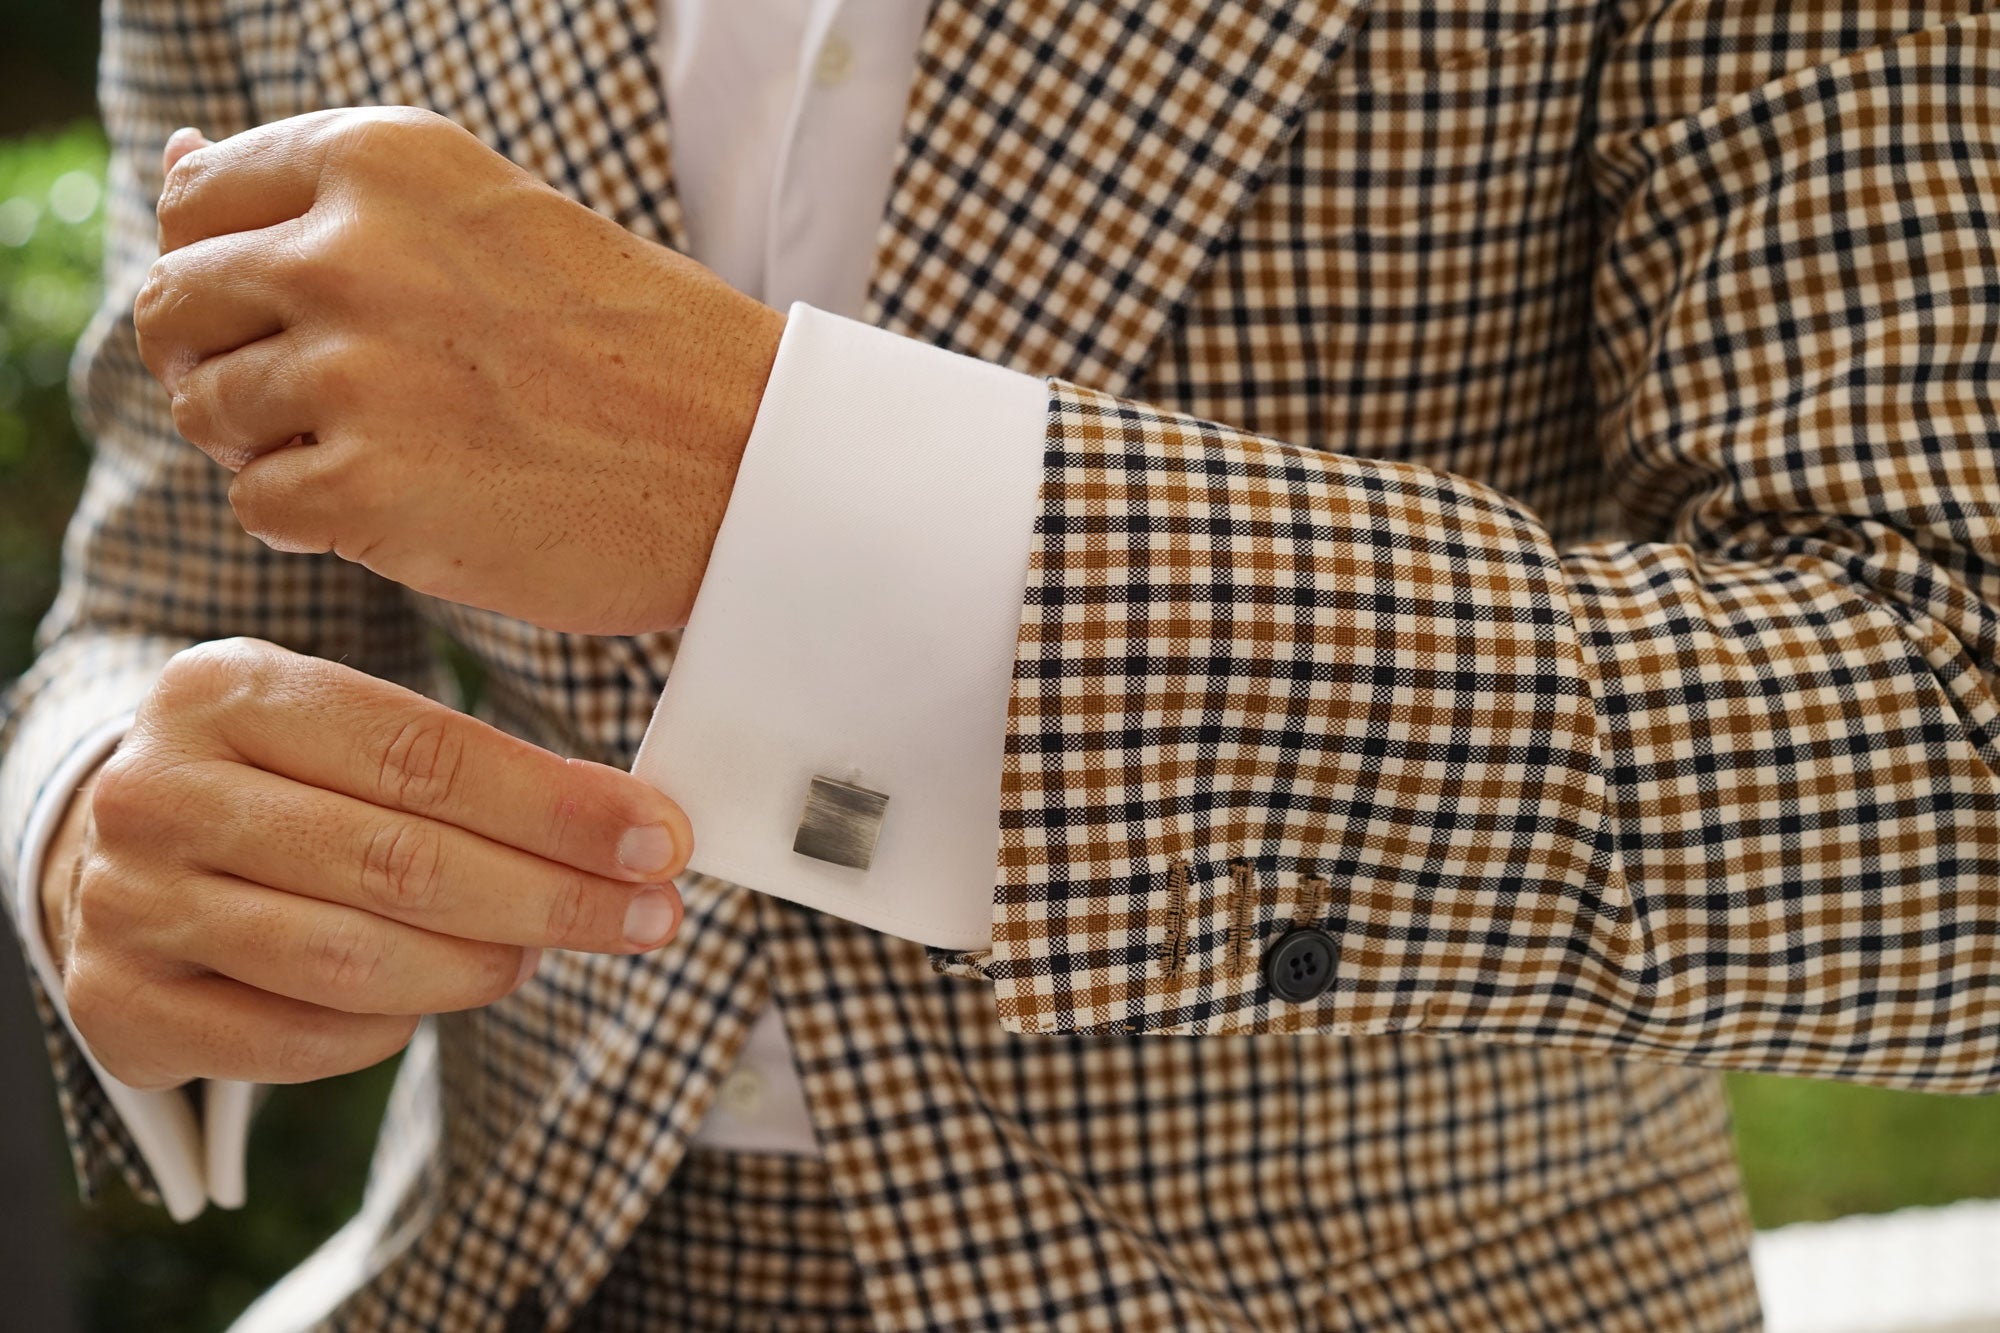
[0,0,432,1204]
[937,5,2000,1091]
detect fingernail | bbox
[514,947,543,987]
[623,888,680,948]
[616,824,678,875]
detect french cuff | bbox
[632,303,1047,952]
[14,715,253,1220]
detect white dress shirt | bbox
[10,0,1047,1215]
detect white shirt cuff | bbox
[632,303,1047,950]
[14,716,254,1219]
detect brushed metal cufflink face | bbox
[793,776,889,870]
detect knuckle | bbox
[73,858,177,950]
[388,105,449,131]
[542,872,594,945]
[311,440,388,522]
[61,965,110,1043]
[90,1040,170,1090]
[228,465,329,555]
[375,715,465,815]
[69,860,124,939]
[547,758,630,853]
[66,963,177,1089]
[354,105,445,145]
[86,755,198,855]
[151,638,279,732]
[156,641,223,694]
[469,946,526,1007]
[136,868,203,956]
[225,465,284,540]
[97,1051,174,1091]
[541,768,587,857]
[290,215,357,295]
[281,1014,413,1083]
[168,379,217,449]
[158,638,261,705]
[327,114,391,164]
[372,1014,422,1063]
[321,109,461,197]
[360,817,446,916]
[132,264,177,333]
[270,1024,337,1083]
[310,335,369,407]
[304,916,385,1006]
[155,152,209,229]
[87,752,153,834]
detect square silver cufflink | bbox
[793,775,889,870]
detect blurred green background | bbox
[2,12,1997,1333]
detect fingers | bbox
[168,331,320,469]
[160,127,210,182]
[175,760,682,954]
[167,873,538,1014]
[135,224,299,394]
[155,111,354,253]
[227,433,372,556]
[175,644,692,883]
[69,961,419,1090]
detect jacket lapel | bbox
[295,0,689,251]
[868,0,1369,392]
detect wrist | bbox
[657,272,786,631]
[707,296,787,500]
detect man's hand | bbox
[37,638,692,1091]
[134,109,786,636]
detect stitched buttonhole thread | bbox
[1228,860,1258,974]
[1160,858,1191,976]
[1296,873,1329,929]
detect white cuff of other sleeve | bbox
[633,303,1047,951]
[14,715,255,1220]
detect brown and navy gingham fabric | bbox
[575,1147,874,1332]
[5,0,1999,1327]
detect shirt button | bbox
[1264,928,1338,1003]
[717,1067,764,1115]
[814,33,855,86]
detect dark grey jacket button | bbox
[1264,928,1337,1002]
